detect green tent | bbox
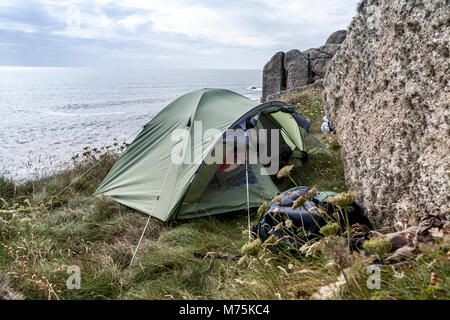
[95,88,315,222]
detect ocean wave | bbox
[42,110,126,117]
[55,97,165,111]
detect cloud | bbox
[0,0,360,68]
[0,20,38,33]
[117,14,148,31]
[39,0,276,47]
[54,5,117,39]
[264,0,357,21]
[137,0,276,47]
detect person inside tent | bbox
[208,149,257,188]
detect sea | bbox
[0,67,262,181]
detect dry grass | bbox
[1,89,448,300]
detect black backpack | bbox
[256,186,372,248]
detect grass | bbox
[1,89,448,300]
[279,88,346,192]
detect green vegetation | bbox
[1,89,448,300]
[279,89,346,192]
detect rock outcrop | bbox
[284,49,310,89]
[262,52,286,102]
[304,44,339,79]
[323,0,450,227]
[325,30,347,45]
[262,30,346,102]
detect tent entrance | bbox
[176,109,312,220]
[177,130,279,219]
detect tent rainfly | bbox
[95,88,317,222]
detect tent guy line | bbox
[130,160,174,266]
[54,124,146,198]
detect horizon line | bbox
[0,65,262,71]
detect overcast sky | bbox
[0,0,359,69]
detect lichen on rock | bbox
[323,0,450,227]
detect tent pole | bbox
[129,161,173,266]
[244,131,251,241]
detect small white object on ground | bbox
[321,115,331,134]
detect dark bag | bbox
[256,187,372,248]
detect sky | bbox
[0,0,360,69]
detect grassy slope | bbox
[1,89,448,300]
